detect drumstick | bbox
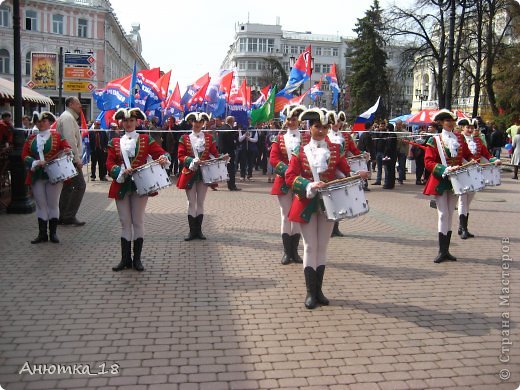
[323,175,362,187]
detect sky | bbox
[109,0,398,91]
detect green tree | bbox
[259,57,288,90]
[349,0,389,118]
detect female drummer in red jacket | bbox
[22,112,71,244]
[456,118,501,239]
[423,109,474,263]
[177,112,229,241]
[269,104,308,265]
[106,108,170,272]
[285,108,368,309]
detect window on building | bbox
[78,18,88,38]
[52,14,63,34]
[247,61,256,70]
[282,62,289,72]
[322,47,332,56]
[239,38,246,52]
[283,44,289,54]
[332,48,338,57]
[314,64,321,73]
[237,60,246,70]
[314,47,322,56]
[290,46,298,55]
[0,5,10,28]
[0,49,9,73]
[267,39,274,53]
[25,10,37,31]
[248,39,258,52]
[405,85,413,95]
[321,64,331,73]
[25,51,31,75]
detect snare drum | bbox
[200,159,229,184]
[481,164,501,186]
[446,164,485,195]
[132,161,171,196]
[318,177,369,221]
[44,154,78,184]
[347,155,368,174]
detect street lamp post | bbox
[415,89,428,110]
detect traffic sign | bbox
[64,81,96,92]
[26,80,35,89]
[64,53,95,66]
[64,67,95,79]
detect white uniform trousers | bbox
[435,191,458,234]
[186,180,208,217]
[115,192,148,241]
[300,211,335,270]
[457,192,475,216]
[32,179,63,220]
[277,193,301,235]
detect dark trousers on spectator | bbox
[384,159,396,188]
[415,157,425,183]
[90,149,107,179]
[59,169,86,221]
[397,152,407,181]
[227,152,237,189]
[240,149,256,178]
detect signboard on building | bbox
[30,52,58,90]
[64,67,95,79]
[64,53,96,66]
[64,81,96,93]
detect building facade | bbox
[221,22,414,116]
[0,0,148,119]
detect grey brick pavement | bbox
[0,172,519,389]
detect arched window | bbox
[26,52,31,75]
[0,49,10,74]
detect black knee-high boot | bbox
[281,233,292,265]
[445,231,457,261]
[315,265,329,305]
[113,238,132,271]
[459,214,474,239]
[48,218,60,243]
[331,221,344,237]
[304,267,318,310]
[291,234,303,263]
[185,215,197,241]
[31,218,48,244]
[133,238,144,271]
[434,233,448,263]
[196,214,206,240]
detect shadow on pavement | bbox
[328,261,446,280]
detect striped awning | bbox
[0,77,54,105]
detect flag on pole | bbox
[128,61,137,108]
[250,86,277,125]
[352,96,381,131]
[281,45,312,94]
[324,63,340,106]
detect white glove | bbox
[189,157,200,171]
[305,182,319,199]
[31,160,41,172]
[116,164,127,183]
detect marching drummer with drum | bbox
[285,108,369,309]
[423,109,474,263]
[327,110,369,237]
[269,104,308,265]
[457,118,501,239]
[22,112,72,244]
[107,108,171,272]
[177,112,229,241]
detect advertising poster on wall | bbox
[31,52,57,90]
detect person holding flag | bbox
[107,108,171,272]
[285,108,369,309]
[177,112,230,241]
[269,104,308,265]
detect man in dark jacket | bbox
[218,116,241,191]
[383,123,397,189]
[88,121,109,181]
[357,121,374,190]
[373,122,387,185]
[490,125,506,159]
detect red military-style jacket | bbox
[106,134,169,199]
[344,132,361,156]
[22,133,70,185]
[470,135,496,162]
[285,139,351,223]
[176,132,220,190]
[423,132,474,196]
[269,131,311,195]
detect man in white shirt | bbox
[57,97,86,226]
